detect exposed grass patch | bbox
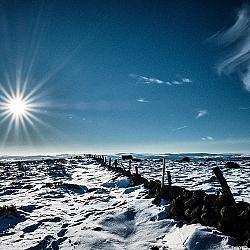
[0,205,18,217]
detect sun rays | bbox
[7,97,28,117]
[0,81,48,146]
[0,1,78,150]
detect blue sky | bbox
[0,0,249,154]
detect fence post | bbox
[108,158,111,170]
[167,171,171,186]
[135,165,139,175]
[161,158,166,188]
[213,166,235,203]
[114,160,118,168]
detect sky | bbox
[0,0,249,155]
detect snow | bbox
[0,155,249,249]
[163,224,237,249]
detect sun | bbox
[7,97,28,117]
[0,90,33,124]
[0,83,47,145]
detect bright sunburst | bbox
[7,97,28,117]
[0,83,47,145]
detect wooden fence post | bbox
[213,166,235,203]
[161,158,166,188]
[167,171,171,186]
[108,158,111,169]
[135,165,139,175]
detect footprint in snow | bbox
[23,217,62,233]
[57,228,67,237]
[25,235,55,250]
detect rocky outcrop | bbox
[225,162,240,168]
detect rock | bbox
[184,198,200,209]
[148,180,157,189]
[150,246,159,250]
[237,201,250,220]
[132,158,143,162]
[245,230,250,237]
[220,205,237,222]
[170,204,184,218]
[122,155,133,160]
[238,206,250,220]
[183,191,205,211]
[92,227,103,231]
[217,220,228,233]
[190,206,202,219]
[179,157,190,162]
[176,220,185,228]
[173,215,182,221]
[160,185,170,200]
[201,210,219,226]
[0,205,18,216]
[190,218,200,224]
[184,208,192,219]
[246,222,250,231]
[172,196,184,207]
[192,190,206,201]
[168,186,184,199]
[237,201,250,210]
[231,219,246,240]
[148,180,161,195]
[243,238,250,248]
[181,190,193,199]
[203,194,218,208]
[213,195,235,212]
[205,158,213,162]
[152,195,161,206]
[131,173,147,186]
[209,176,217,182]
[142,178,149,188]
[225,162,240,168]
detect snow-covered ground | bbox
[0,155,249,249]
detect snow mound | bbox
[163,224,238,249]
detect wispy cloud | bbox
[137,97,150,103]
[202,136,214,141]
[171,80,183,85]
[196,110,207,119]
[129,74,192,86]
[210,4,250,92]
[172,125,188,131]
[182,78,192,83]
[239,106,250,110]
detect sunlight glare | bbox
[0,83,47,146]
[8,98,27,117]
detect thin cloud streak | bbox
[182,78,192,83]
[239,106,250,110]
[196,110,207,119]
[211,4,250,92]
[129,74,192,86]
[172,125,188,131]
[172,80,183,85]
[202,136,214,141]
[137,97,150,103]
